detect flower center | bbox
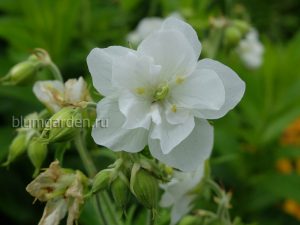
[153,83,169,102]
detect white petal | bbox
[160,191,175,208]
[150,115,195,154]
[136,17,163,40]
[165,102,191,125]
[118,90,152,129]
[170,195,194,225]
[87,46,134,96]
[196,59,245,119]
[138,30,197,81]
[64,77,88,104]
[170,68,225,111]
[149,119,213,171]
[92,97,148,152]
[33,80,64,113]
[112,52,161,91]
[39,199,68,225]
[151,103,162,125]
[161,17,201,58]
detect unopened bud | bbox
[90,169,112,194]
[28,137,48,177]
[131,168,158,209]
[224,26,242,46]
[2,132,27,166]
[0,55,41,86]
[111,175,129,209]
[41,107,81,143]
[232,20,250,35]
[178,216,200,225]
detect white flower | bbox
[237,29,264,69]
[127,13,183,45]
[87,17,245,171]
[33,77,91,113]
[160,165,204,225]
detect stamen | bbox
[176,76,185,84]
[171,104,177,113]
[135,87,145,95]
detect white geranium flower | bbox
[237,29,264,69]
[127,13,183,45]
[87,17,245,171]
[33,77,91,113]
[160,165,204,225]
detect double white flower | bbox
[87,18,245,171]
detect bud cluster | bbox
[89,154,166,215]
[2,112,47,175]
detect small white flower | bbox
[127,13,183,45]
[33,77,91,113]
[127,17,163,45]
[160,165,204,225]
[87,17,245,171]
[237,29,264,69]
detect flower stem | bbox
[74,132,106,225]
[74,130,123,225]
[47,62,63,82]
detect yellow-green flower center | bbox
[153,84,169,102]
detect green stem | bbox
[48,62,63,82]
[74,133,97,175]
[74,133,106,225]
[74,131,123,225]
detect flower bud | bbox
[111,175,130,209]
[178,216,200,225]
[90,169,112,194]
[224,26,242,46]
[131,168,158,209]
[232,20,250,35]
[27,137,48,177]
[2,132,27,166]
[42,107,82,143]
[0,55,41,86]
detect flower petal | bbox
[170,68,225,112]
[111,52,161,91]
[160,191,175,208]
[170,195,194,225]
[87,46,134,96]
[196,59,245,119]
[161,17,201,58]
[92,97,148,152]
[150,115,195,154]
[118,90,152,129]
[138,30,197,81]
[165,101,191,125]
[64,77,89,104]
[149,119,213,171]
[33,80,64,113]
[39,199,68,225]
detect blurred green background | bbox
[0,0,300,225]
